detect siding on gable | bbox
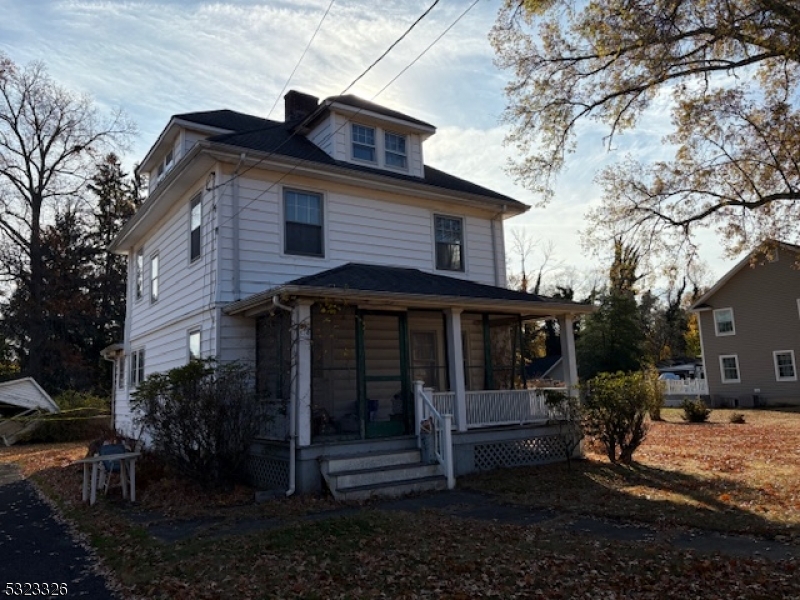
[308,117,333,157]
[699,251,800,406]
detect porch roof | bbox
[225,263,595,317]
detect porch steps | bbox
[320,449,447,502]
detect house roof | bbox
[320,94,436,130]
[225,263,595,317]
[172,108,524,207]
[690,240,800,310]
[0,377,59,413]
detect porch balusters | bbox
[414,380,455,489]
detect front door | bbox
[357,311,412,438]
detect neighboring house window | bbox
[284,189,323,257]
[435,215,464,271]
[190,193,202,262]
[713,308,735,336]
[719,354,740,383]
[384,131,407,169]
[135,249,144,300]
[352,124,376,162]
[189,330,201,360]
[116,355,125,390]
[130,349,145,387]
[150,253,160,304]
[773,350,797,381]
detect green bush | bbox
[543,389,583,466]
[581,371,661,464]
[132,359,264,487]
[27,391,111,443]
[681,398,711,423]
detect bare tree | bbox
[0,54,134,381]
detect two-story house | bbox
[104,91,594,498]
[691,241,800,408]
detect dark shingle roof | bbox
[324,95,435,129]
[171,109,522,205]
[287,263,572,304]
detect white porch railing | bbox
[414,381,455,489]
[432,388,562,430]
[661,379,708,396]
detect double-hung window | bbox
[352,124,376,162]
[116,355,125,390]
[135,249,144,300]
[284,189,323,257]
[190,194,202,262]
[150,253,160,303]
[384,131,407,169]
[130,349,145,387]
[774,350,797,381]
[719,354,740,383]
[435,215,464,271]
[713,308,735,336]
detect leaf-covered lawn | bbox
[2,408,799,599]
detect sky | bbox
[0,0,737,294]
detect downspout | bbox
[271,295,297,497]
[491,204,507,287]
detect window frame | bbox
[719,354,741,384]
[351,123,376,163]
[713,307,735,336]
[116,354,126,390]
[188,329,201,361]
[130,348,145,387]
[150,252,160,304]
[384,130,408,170]
[189,193,202,263]
[773,350,797,382]
[283,188,325,258]
[134,248,144,301]
[434,214,465,272]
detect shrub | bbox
[28,391,111,443]
[729,412,746,424]
[132,359,265,487]
[581,371,660,464]
[543,389,583,467]
[681,398,711,423]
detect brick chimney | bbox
[284,90,319,123]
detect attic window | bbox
[385,131,407,169]
[352,124,376,162]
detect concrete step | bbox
[323,449,421,474]
[332,462,441,489]
[335,475,448,502]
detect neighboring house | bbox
[0,377,59,446]
[104,90,594,498]
[690,242,800,408]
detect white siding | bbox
[308,116,333,157]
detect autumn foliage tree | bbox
[492,0,800,263]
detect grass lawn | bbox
[2,408,799,599]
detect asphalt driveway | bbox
[0,464,117,598]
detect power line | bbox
[214,0,481,233]
[266,0,336,120]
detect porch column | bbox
[293,300,313,447]
[445,308,468,432]
[558,313,579,394]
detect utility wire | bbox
[214,0,481,233]
[267,0,336,120]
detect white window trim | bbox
[384,130,408,172]
[719,354,741,383]
[130,348,145,387]
[350,123,377,164]
[150,251,160,304]
[116,354,126,390]
[189,192,202,265]
[713,307,735,336]
[280,186,327,259]
[773,350,797,382]
[134,248,144,302]
[188,328,201,362]
[433,213,466,273]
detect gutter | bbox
[271,295,297,497]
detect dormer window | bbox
[385,132,407,169]
[352,124,376,162]
[156,149,175,183]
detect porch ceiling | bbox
[224,263,595,318]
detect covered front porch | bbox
[225,263,593,495]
